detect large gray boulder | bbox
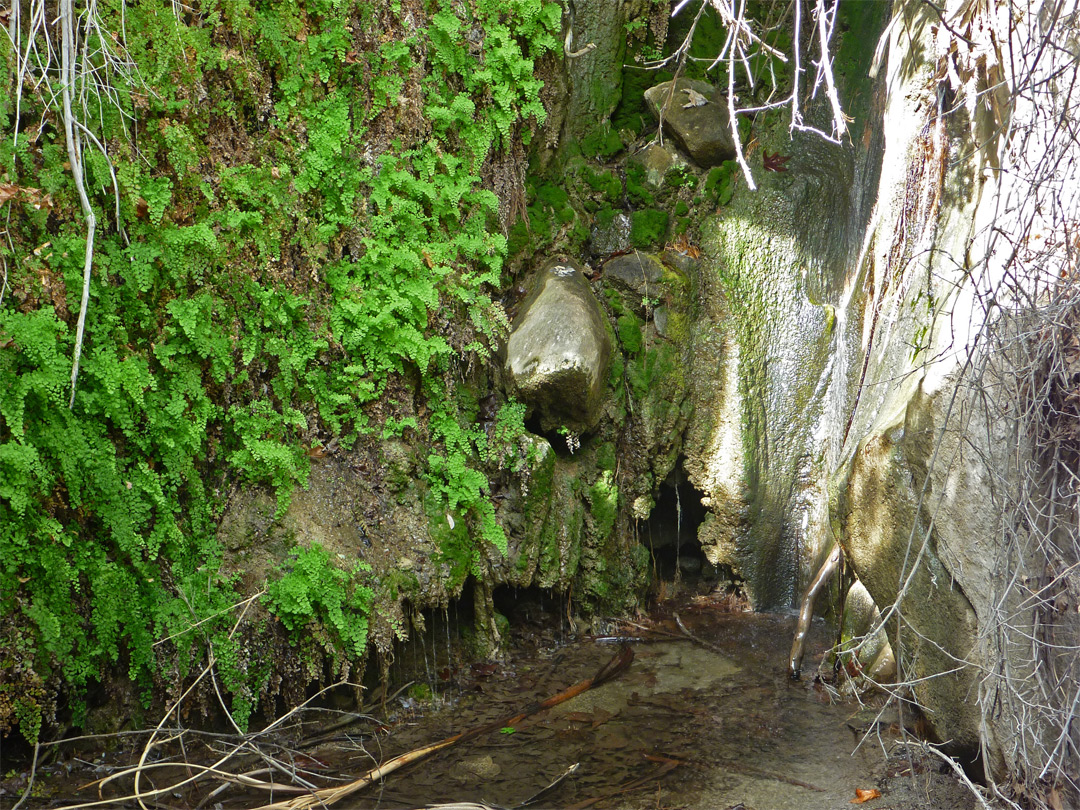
[505,259,612,434]
[644,78,736,168]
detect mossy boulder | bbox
[644,78,736,168]
[505,258,613,434]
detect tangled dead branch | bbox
[655,0,848,190]
[21,646,634,810]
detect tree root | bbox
[788,543,841,680]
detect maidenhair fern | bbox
[0,0,562,740]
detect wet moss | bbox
[617,313,644,355]
[665,165,694,189]
[625,162,654,207]
[581,126,625,159]
[630,209,669,249]
[596,441,617,472]
[588,471,619,538]
[704,161,739,206]
[833,0,889,134]
[628,340,681,403]
[583,167,624,203]
[664,310,691,344]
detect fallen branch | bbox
[252,646,634,809]
[672,612,726,656]
[788,543,841,680]
[517,762,580,808]
[723,760,826,792]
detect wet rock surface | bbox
[603,251,666,303]
[505,258,613,434]
[589,211,632,258]
[644,78,737,168]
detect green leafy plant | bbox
[1,0,563,740]
[265,544,374,659]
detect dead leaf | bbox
[763,150,791,172]
[681,88,709,108]
[0,183,18,204]
[851,787,882,803]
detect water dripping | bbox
[675,467,683,584]
[443,606,452,694]
[453,599,462,696]
[420,617,432,695]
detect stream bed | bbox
[354,596,976,810]
[1,594,978,809]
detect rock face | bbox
[505,258,612,434]
[680,0,1079,787]
[644,79,736,168]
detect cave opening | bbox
[640,459,713,585]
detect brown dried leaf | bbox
[763,150,791,172]
[851,787,882,803]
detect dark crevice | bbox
[641,458,712,582]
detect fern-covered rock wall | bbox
[0,0,579,740]
[0,0,702,743]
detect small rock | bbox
[603,251,665,300]
[654,306,669,337]
[629,140,687,187]
[451,754,502,783]
[589,211,632,257]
